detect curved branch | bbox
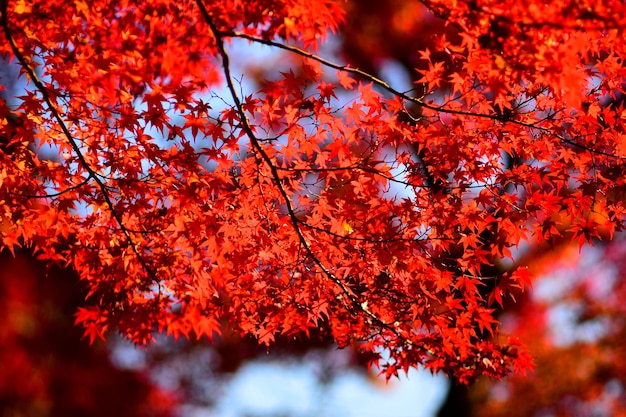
[0,0,157,280]
[195,0,411,341]
[222,31,625,160]
[8,176,92,199]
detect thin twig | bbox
[222,31,625,160]
[195,0,408,339]
[0,0,157,281]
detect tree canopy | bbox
[1,0,626,387]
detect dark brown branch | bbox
[221,31,625,160]
[0,0,158,281]
[195,0,417,344]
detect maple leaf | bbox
[2,0,626,391]
[336,70,357,90]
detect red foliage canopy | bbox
[1,0,626,383]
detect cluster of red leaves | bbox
[1,0,626,383]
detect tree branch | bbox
[222,31,625,160]
[0,0,158,281]
[195,0,414,344]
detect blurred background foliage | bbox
[2,1,626,416]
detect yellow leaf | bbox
[494,55,507,70]
[342,220,354,234]
[14,0,32,14]
[74,0,89,15]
